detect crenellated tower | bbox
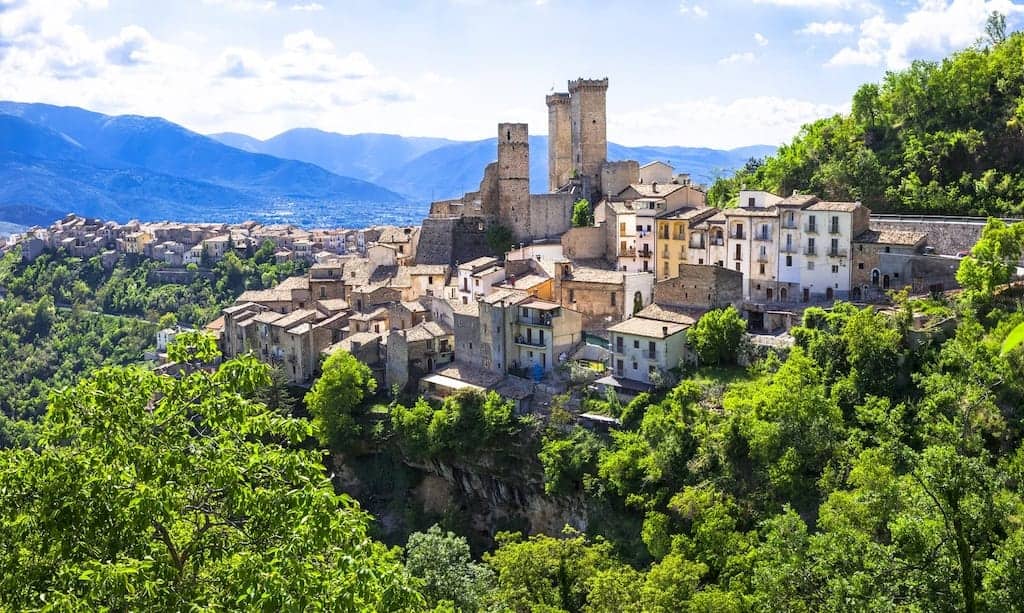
[568,77,608,195]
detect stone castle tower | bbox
[546,92,572,192]
[547,78,609,195]
[496,123,532,238]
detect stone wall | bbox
[561,226,606,260]
[416,217,493,266]
[654,264,744,309]
[546,93,572,191]
[600,160,639,197]
[569,78,608,193]
[526,193,575,240]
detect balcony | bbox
[753,232,772,242]
[689,241,706,250]
[828,248,844,258]
[757,253,769,262]
[517,314,553,327]
[710,238,724,246]
[639,248,652,258]
[780,244,797,254]
[622,247,636,257]
[805,247,817,256]
[730,230,745,240]
[782,219,798,229]
[514,335,546,348]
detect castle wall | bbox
[526,193,574,240]
[497,123,532,239]
[561,226,606,260]
[601,161,639,198]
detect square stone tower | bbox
[546,92,572,192]
[568,77,609,194]
[496,122,531,238]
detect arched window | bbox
[871,269,880,286]
[780,287,788,301]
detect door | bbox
[826,287,834,300]
[802,288,810,302]
[766,287,773,301]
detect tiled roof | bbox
[806,201,861,212]
[636,303,697,325]
[656,207,719,221]
[565,266,624,285]
[481,288,531,305]
[854,228,927,246]
[458,256,499,271]
[404,320,452,342]
[607,316,689,338]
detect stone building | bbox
[550,260,654,331]
[386,320,455,391]
[607,311,692,388]
[652,264,744,310]
[851,228,932,299]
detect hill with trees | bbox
[709,14,1024,218]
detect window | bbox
[858,262,864,270]
[735,244,742,260]
[735,263,741,272]
[611,292,617,306]
[759,263,766,275]
[619,222,626,234]
[807,261,815,270]
[748,197,755,206]
[633,339,640,349]
[649,365,656,375]
[521,307,528,317]
[616,336,623,352]
[428,276,434,285]
[786,255,792,267]
[398,246,404,254]
[319,286,326,298]
[831,265,839,273]
[616,359,623,374]
[569,289,575,302]
[830,238,839,254]
[632,361,638,371]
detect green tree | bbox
[688,306,747,366]
[956,219,1024,304]
[404,525,495,610]
[485,224,515,258]
[305,350,378,449]
[0,359,421,610]
[572,198,594,227]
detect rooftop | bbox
[458,256,500,271]
[607,316,689,338]
[854,228,928,246]
[806,200,861,212]
[635,303,697,325]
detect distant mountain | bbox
[0,102,409,227]
[219,127,777,202]
[211,129,457,183]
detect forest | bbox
[0,241,308,445]
[709,16,1024,218]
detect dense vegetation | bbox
[0,240,308,326]
[0,242,307,444]
[709,16,1024,217]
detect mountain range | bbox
[0,101,774,228]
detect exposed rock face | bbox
[331,449,586,549]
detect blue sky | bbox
[1,0,1021,148]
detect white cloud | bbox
[752,0,872,7]
[289,2,323,10]
[754,32,768,46]
[828,0,1024,69]
[799,20,854,35]
[202,0,276,11]
[612,96,848,149]
[718,51,757,64]
[678,2,708,17]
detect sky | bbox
[1,0,1022,149]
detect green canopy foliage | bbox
[709,28,1024,216]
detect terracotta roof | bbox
[349,307,389,321]
[481,288,530,305]
[635,303,697,325]
[806,201,861,212]
[404,320,452,342]
[275,276,310,291]
[431,363,503,388]
[271,309,317,330]
[777,194,819,207]
[565,266,624,285]
[854,228,927,246]
[621,182,689,198]
[237,289,292,304]
[656,207,719,221]
[607,316,689,338]
[458,256,499,271]
[504,274,549,290]
[448,299,480,317]
[723,207,779,217]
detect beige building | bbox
[654,207,720,280]
[607,307,693,389]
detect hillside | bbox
[709,29,1024,215]
[0,103,408,227]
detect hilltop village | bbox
[10,77,967,405]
